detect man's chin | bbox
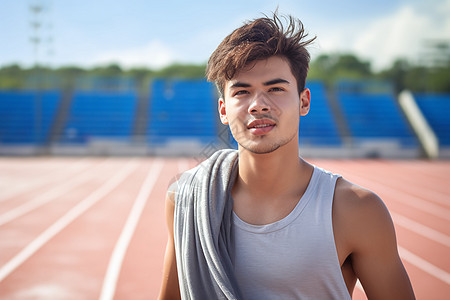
[235,133,297,155]
[238,142,281,155]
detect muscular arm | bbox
[334,179,415,300]
[158,183,181,300]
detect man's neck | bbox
[235,142,309,199]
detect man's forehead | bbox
[227,57,292,82]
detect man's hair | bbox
[206,12,316,98]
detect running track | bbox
[0,157,448,299]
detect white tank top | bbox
[232,166,351,300]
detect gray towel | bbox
[174,149,242,299]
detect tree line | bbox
[0,53,449,93]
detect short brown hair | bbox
[206,12,316,97]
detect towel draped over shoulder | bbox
[174,149,242,299]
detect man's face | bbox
[219,55,310,154]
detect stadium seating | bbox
[147,79,218,145]
[0,90,60,144]
[2,79,449,158]
[336,83,417,147]
[415,93,450,146]
[300,81,341,146]
[59,91,137,144]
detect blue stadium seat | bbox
[300,81,341,146]
[337,87,417,147]
[147,79,218,145]
[415,93,450,146]
[59,91,137,144]
[0,90,60,144]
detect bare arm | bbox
[335,180,415,300]
[158,183,181,300]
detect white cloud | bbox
[353,6,425,69]
[353,2,450,70]
[312,1,450,71]
[91,40,178,69]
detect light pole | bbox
[29,2,45,151]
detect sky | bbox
[1,0,449,71]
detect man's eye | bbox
[269,87,284,92]
[235,90,249,96]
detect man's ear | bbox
[300,88,311,116]
[218,98,229,125]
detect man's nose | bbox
[248,92,271,114]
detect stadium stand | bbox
[300,81,342,146]
[336,81,418,148]
[58,90,137,144]
[147,79,218,146]
[414,93,450,147]
[2,79,449,158]
[0,90,60,144]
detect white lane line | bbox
[356,246,450,294]
[0,160,112,227]
[355,164,450,208]
[0,158,91,202]
[389,193,450,221]
[0,159,139,283]
[399,246,450,285]
[392,212,450,248]
[99,159,164,300]
[344,173,450,221]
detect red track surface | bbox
[0,157,448,299]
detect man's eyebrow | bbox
[229,81,251,89]
[263,78,290,86]
[229,78,290,89]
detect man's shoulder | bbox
[333,177,393,243]
[334,178,382,209]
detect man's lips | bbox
[247,119,276,135]
[247,118,276,129]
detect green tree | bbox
[378,59,410,93]
[155,63,206,78]
[0,64,26,89]
[309,53,373,87]
[90,64,123,77]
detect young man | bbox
[159,13,415,300]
